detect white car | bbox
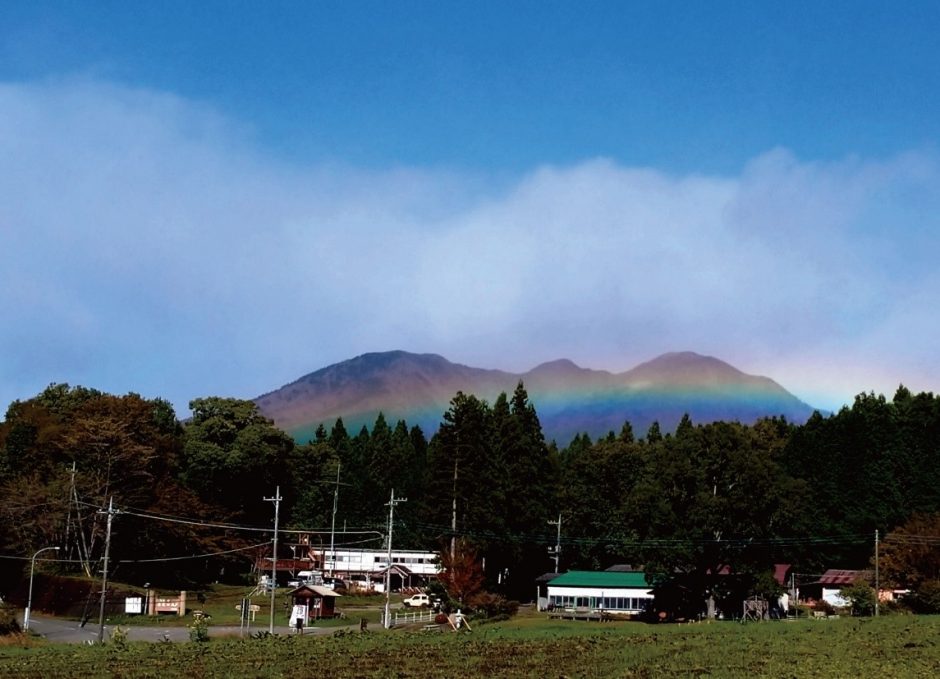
[402,593,432,608]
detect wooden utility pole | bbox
[264,486,282,634]
[547,514,562,572]
[383,489,407,629]
[96,497,116,644]
[329,463,341,576]
[875,529,880,617]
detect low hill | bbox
[254,350,817,445]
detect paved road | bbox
[23,615,359,644]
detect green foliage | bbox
[187,617,209,642]
[840,581,876,616]
[3,378,940,601]
[181,397,296,519]
[109,626,129,650]
[783,389,940,568]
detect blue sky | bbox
[2,1,939,416]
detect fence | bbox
[382,609,436,627]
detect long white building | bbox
[322,548,440,578]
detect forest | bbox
[1,381,939,607]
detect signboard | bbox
[290,604,308,628]
[125,597,143,614]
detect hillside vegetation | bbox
[1,382,939,607]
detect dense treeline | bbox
[1,382,939,603]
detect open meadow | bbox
[1,612,938,678]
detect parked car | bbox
[323,577,347,592]
[287,570,321,589]
[402,593,432,608]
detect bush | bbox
[467,592,518,619]
[812,599,835,616]
[909,580,940,614]
[109,626,129,651]
[0,603,20,635]
[840,582,876,616]
[188,617,209,642]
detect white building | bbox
[323,548,440,579]
[547,571,653,614]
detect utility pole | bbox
[263,486,282,634]
[547,513,562,573]
[64,464,74,564]
[383,489,407,629]
[790,572,797,617]
[97,497,116,644]
[69,462,91,577]
[874,529,880,617]
[329,462,341,577]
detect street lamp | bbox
[25,546,60,631]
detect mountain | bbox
[254,350,818,445]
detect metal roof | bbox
[288,584,341,597]
[818,569,870,586]
[547,570,650,588]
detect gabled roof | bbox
[547,570,650,588]
[376,564,413,576]
[818,569,870,586]
[289,584,341,597]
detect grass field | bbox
[63,584,389,628]
[2,610,938,678]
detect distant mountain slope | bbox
[255,350,817,445]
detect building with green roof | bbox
[546,570,653,614]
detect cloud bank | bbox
[2,78,938,415]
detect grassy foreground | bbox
[2,613,938,678]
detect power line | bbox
[115,542,270,563]
[107,503,384,537]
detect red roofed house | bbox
[804,569,870,608]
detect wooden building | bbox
[288,584,342,622]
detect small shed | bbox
[289,584,341,621]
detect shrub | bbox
[840,582,876,616]
[467,592,518,619]
[109,626,129,651]
[0,603,20,635]
[909,580,940,614]
[188,617,209,642]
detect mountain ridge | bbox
[255,350,817,444]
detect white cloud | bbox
[1,78,938,415]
